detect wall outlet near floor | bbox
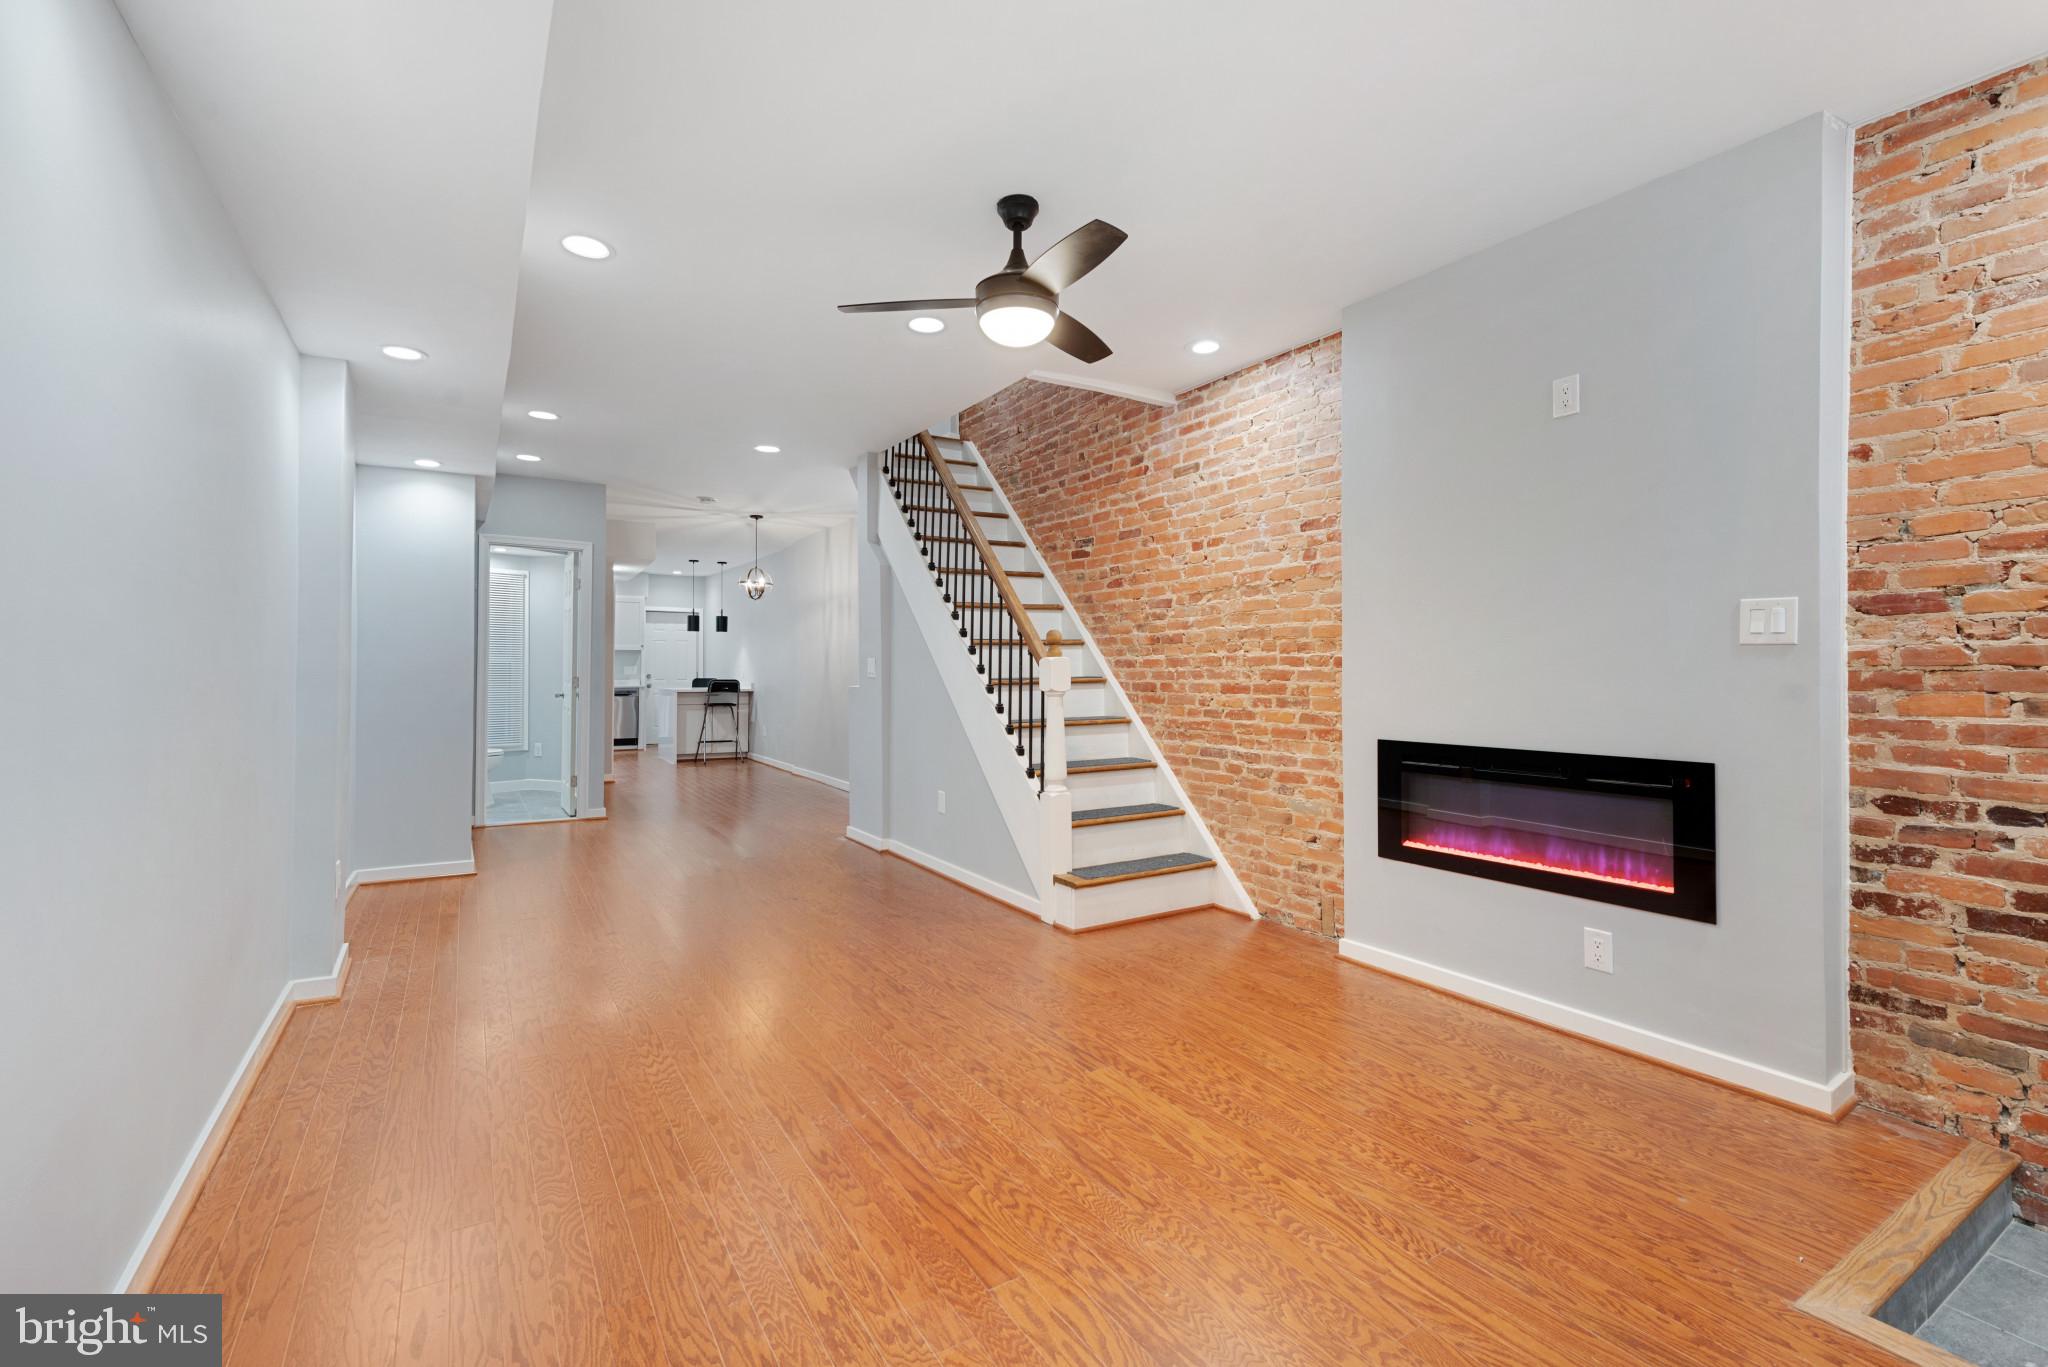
[1584,927,1614,974]
[1552,373,1581,418]
[936,789,946,815]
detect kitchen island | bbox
[652,686,752,763]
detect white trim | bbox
[474,535,595,826]
[1336,939,1857,1116]
[752,753,850,791]
[1024,369,1179,408]
[582,806,605,818]
[845,829,1040,917]
[115,979,293,1291]
[487,778,567,797]
[353,858,476,884]
[290,941,350,1002]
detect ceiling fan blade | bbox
[1046,313,1112,364]
[1022,219,1127,293]
[836,297,976,314]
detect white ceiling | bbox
[122,1,2048,551]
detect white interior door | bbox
[559,552,577,816]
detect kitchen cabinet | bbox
[614,595,645,650]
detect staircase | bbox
[879,431,1249,930]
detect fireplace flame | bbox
[1402,824,1675,894]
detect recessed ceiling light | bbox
[907,316,945,334]
[672,570,684,575]
[514,452,541,462]
[382,345,427,361]
[1190,339,1221,355]
[560,234,612,260]
[527,410,558,421]
[413,458,441,468]
[754,444,780,454]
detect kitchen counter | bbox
[652,687,752,762]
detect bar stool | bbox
[695,686,742,763]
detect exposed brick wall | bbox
[960,336,1342,936]
[1851,58,2048,1223]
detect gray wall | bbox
[850,459,1034,894]
[1341,114,1851,1087]
[0,0,302,1290]
[290,357,354,978]
[354,466,478,874]
[480,475,608,801]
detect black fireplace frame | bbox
[1377,739,1716,924]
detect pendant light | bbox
[715,560,729,633]
[741,514,773,601]
[686,559,701,632]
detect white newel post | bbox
[1038,632,1075,928]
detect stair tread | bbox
[952,568,1044,578]
[903,504,1008,517]
[1028,755,1154,776]
[992,674,1104,685]
[1073,802,1183,827]
[1055,852,1217,888]
[931,536,1024,547]
[895,478,994,492]
[1014,715,1126,729]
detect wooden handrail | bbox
[918,431,1045,660]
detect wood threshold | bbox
[1795,1143,2017,1367]
[1339,952,1862,1122]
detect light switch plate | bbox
[1552,374,1581,418]
[1738,597,1798,645]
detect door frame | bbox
[474,535,596,825]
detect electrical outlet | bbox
[936,789,946,815]
[333,859,343,895]
[1552,373,1581,418]
[1584,927,1614,974]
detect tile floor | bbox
[1918,1220,2048,1367]
[482,787,572,824]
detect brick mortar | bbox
[1852,56,2048,1223]
[960,335,1343,937]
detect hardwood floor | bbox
[156,752,1961,1365]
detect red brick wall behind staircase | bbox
[1851,57,2048,1222]
[960,335,1343,936]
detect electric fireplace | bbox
[1378,740,1715,923]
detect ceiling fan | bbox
[838,194,1126,363]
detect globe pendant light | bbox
[686,559,701,632]
[715,560,729,633]
[741,513,773,601]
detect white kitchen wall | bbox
[354,467,478,877]
[0,0,301,1291]
[1340,114,1852,1105]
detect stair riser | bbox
[1055,769,1166,808]
[1066,867,1221,932]
[1063,726,1141,761]
[1073,814,1192,866]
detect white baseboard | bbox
[1336,940,1855,1117]
[752,753,850,791]
[290,941,350,1002]
[118,977,294,1291]
[844,827,1039,917]
[488,778,565,796]
[581,806,605,818]
[352,858,475,884]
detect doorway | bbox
[481,543,581,825]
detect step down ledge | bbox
[1055,853,1217,888]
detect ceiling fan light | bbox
[976,295,1056,348]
